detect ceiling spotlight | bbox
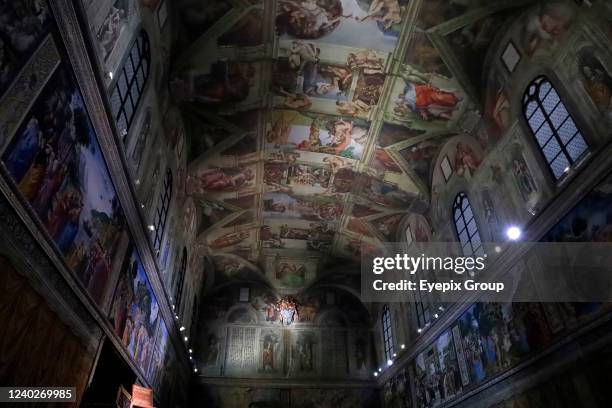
[374,372,378,377]
[438,306,444,311]
[179,326,185,331]
[378,368,382,372]
[401,344,405,349]
[193,368,198,373]
[506,226,522,241]
[184,336,188,342]
[107,71,113,79]
[393,353,397,357]
[147,225,155,231]
[189,349,193,354]
[189,356,193,361]
[175,314,179,320]
[434,313,439,319]
[417,328,422,333]
[494,246,502,253]
[387,360,393,367]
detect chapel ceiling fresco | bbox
[170,0,534,295]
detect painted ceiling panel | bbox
[173,0,533,293]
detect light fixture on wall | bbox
[387,360,393,367]
[506,226,522,241]
[148,225,155,231]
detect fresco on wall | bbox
[415,0,472,29]
[262,192,344,221]
[0,1,52,97]
[96,0,134,62]
[414,330,462,408]
[218,8,264,47]
[275,0,408,52]
[2,64,126,306]
[180,0,232,42]
[383,368,411,408]
[519,2,574,56]
[389,65,463,124]
[404,32,452,79]
[108,247,161,374]
[147,320,169,390]
[505,144,538,205]
[187,164,257,196]
[456,302,551,384]
[577,47,612,115]
[291,331,317,374]
[266,110,370,160]
[378,123,426,147]
[484,72,511,139]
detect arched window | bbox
[523,76,588,180]
[382,305,394,361]
[110,30,150,141]
[175,248,187,309]
[153,169,172,252]
[453,193,483,257]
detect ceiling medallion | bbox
[277,296,299,326]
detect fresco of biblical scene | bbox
[96,0,135,62]
[108,247,161,374]
[457,302,552,384]
[218,8,264,47]
[2,64,126,306]
[346,217,376,238]
[484,71,511,140]
[405,213,432,243]
[545,172,612,243]
[415,0,474,29]
[383,368,411,408]
[576,47,612,117]
[172,60,261,107]
[179,0,232,43]
[336,233,385,259]
[206,227,258,252]
[0,1,52,97]
[404,31,452,79]
[188,121,233,162]
[519,2,575,57]
[186,163,257,197]
[291,330,317,374]
[370,213,403,241]
[250,291,280,322]
[504,143,538,206]
[378,123,426,148]
[414,330,462,408]
[358,176,417,209]
[446,11,517,97]
[266,110,370,159]
[199,200,235,233]
[263,192,345,221]
[260,330,282,373]
[388,65,463,124]
[370,148,401,174]
[211,255,260,282]
[430,135,483,185]
[260,218,335,251]
[276,0,408,52]
[266,160,357,198]
[398,136,447,189]
[146,320,169,391]
[268,257,317,289]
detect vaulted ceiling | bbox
[170,0,529,295]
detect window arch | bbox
[110,30,150,141]
[523,76,588,180]
[175,248,187,309]
[153,169,172,252]
[453,193,483,257]
[382,305,394,361]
